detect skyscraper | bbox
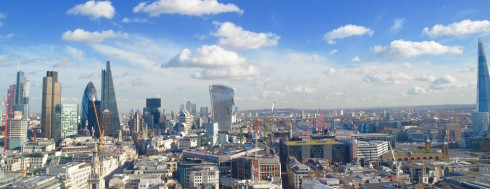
[473,39,490,136]
[101,61,120,136]
[209,84,235,132]
[145,98,161,126]
[101,109,112,136]
[54,104,78,143]
[7,111,27,150]
[14,69,29,120]
[81,82,97,129]
[41,71,61,138]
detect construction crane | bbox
[91,98,104,151]
[310,118,319,134]
[3,83,14,151]
[389,142,402,176]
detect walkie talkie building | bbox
[209,84,235,132]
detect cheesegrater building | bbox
[101,61,120,135]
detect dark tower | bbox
[101,61,120,136]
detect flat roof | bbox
[285,140,341,146]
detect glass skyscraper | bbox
[209,84,235,132]
[7,111,27,150]
[54,104,78,143]
[14,70,29,120]
[473,39,490,136]
[144,98,161,127]
[101,61,120,135]
[81,82,97,129]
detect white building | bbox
[22,140,56,153]
[46,162,91,189]
[188,165,219,188]
[355,140,389,161]
[204,123,218,146]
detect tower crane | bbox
[91,98,104,151]
[389,142,402,176]
[318,109,326,135]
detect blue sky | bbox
[0,0,490,113]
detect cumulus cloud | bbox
[164,45,245,68]
[351,56,360,62]
[192,65,259,80]
[324,24,373,44]
[390,19,404,32]
[329,49,338,55]
[405,86,427,95]
[423,19,490,37]
[67,1,115,19]
[62,29,128,43]
[364,72,412,84]
[325,68,336,75]
[78,71,101,79]
[0,55,8,62]
[374,39,462,58]
[133,0,243,17]
[415,74,436,82]
[429,75,459,89]
[212,22,279,50]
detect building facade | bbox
[145,98,161,127]
[41,71,61,138]
[7,111,27,150]
[54,104,78,144]
[101,61,120,136]
[473,39,490,136]
[209,84,235,132]
[81,82,97,129]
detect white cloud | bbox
[62,29,128,43]
[262,90,284,99]
[329,49,338,55]
[133,0,243,17]
[121,17,148,23]
[403,62,412,68]
[374,39,463,58]
[364,72,412,84]
[351,56,360,62]
[429,75,459,89]
[312,54,320,62]
[423,19,490,37]
[406,86,427,95]
[325,68,336,75]
[390,19,404,32]
[212,22,279,50]
[0,55,9,62]
[192,65,259,80]
[415,74,436,82]
[164,45,245,68]
[292,86,317,94]
[92,44,155,68]
[324,24,373,44]
[67,1,115,20]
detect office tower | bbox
[81,82,97,129]
[7,111,27,150]
[145,98,161,126]
[209,84,235,132]
[200,107,209,118]
[180,104,184,113]
[88,100,101,137]
[41,71,61,138]
[179,110,193,134]
[54,104,78,144]
[473,39,490,136]
[101,61,120,135]
[186,101,192,113]
[14,70,29,120]
[101,109,112,136]
[128,111,142,137]
[142,111,154,129]
[191,103,197,116]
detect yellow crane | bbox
[92,98,104,151]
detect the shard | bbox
[101,61,120,135]
[472,39,490,136]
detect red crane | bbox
[310,118,319,134]
[3,83,14,151]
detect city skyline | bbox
[1,1,490,113]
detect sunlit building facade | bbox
[473,39,490,136]
[209,84,235,132]
[54,104,78,143]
